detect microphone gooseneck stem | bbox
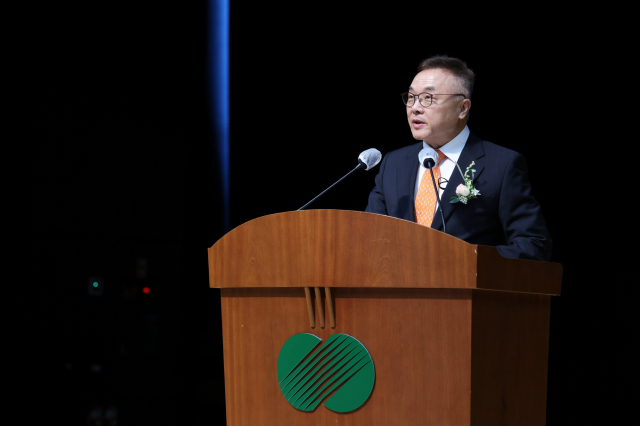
[298,163,364,211]
[428,166,447,234]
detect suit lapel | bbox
[432,132,486,231]
[397,142,423,222]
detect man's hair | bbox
[417,55,474,98]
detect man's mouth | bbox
[412,120,426,129]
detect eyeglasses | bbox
[401,92,467,108]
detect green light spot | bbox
[92,282,99,288]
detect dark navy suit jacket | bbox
[365,132,552,261]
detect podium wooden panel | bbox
[208,210,562,426]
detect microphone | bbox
[418,148,438,168]
[418,147,446,234]
[298,148,382,211]
[358,148,382,170]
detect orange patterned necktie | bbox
[415,149,447,226]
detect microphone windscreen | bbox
[418,147,438,168]
[358,148,382,171]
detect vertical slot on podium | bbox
[325,287,336,328]
[314,287,325,328]
[304,287,315,328]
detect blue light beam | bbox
[209,0,230,232]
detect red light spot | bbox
[142,287,150,294]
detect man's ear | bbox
[459,99,471,119]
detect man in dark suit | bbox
[365,56,551,261]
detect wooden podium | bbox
[208,210,562,426]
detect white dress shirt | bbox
[414,125,470,209]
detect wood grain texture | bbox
[208,210,562,295]
[476,246,562,295]
[470,290,551,426]
[220,288,473,426]
[210,210,475,289]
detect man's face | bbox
[407,68,470,148]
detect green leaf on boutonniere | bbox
[450,197,460,204]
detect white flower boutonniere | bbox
[450,161,480,204]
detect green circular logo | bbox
[277,333,375,413]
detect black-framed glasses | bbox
[401,92,467,107]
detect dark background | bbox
[27,2,633,425]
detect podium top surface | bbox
[208,210,562,295]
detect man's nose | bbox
[411,103,424,113]
[409,100,424,113]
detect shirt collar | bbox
[422,125,470,163]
